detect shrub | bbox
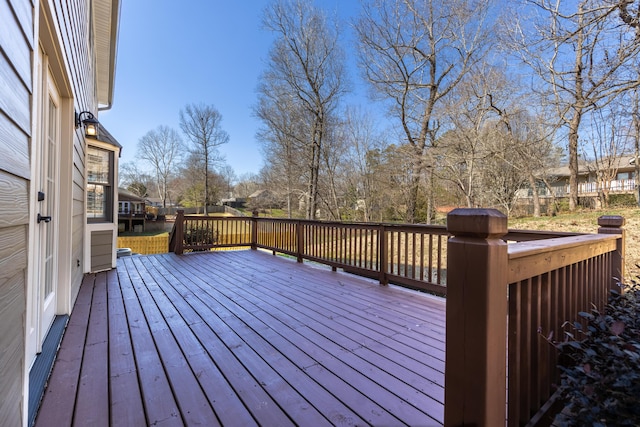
[552,276,640,426]
[555,199,571,213]
[608,193,637,208]
[183,226,217,251]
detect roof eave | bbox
[94,0,121,110]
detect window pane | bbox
[87,145,114,222]
[87,183,107,219]
[87,146,111,184]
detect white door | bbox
[34,58,61,350]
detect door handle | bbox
[37,214,51,223]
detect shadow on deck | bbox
[35,250,446,426]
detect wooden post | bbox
[445,208,508,427]
[296,220,304,263]
[251,211,258,250]
[378,224,388,285]
[597,215,625,291]
[174,210,185,255]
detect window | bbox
[87,146,114,222]
[118,201,130,214]
[617,171,632,181]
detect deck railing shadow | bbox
[169,209,625,426]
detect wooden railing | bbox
[169,209,625,426]
[169,211,587,296]
[444,209,625,427]
[170,211,452,295]
[531,178,636,198]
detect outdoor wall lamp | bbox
[75,111,99,137]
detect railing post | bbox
[598,215,625,290]
[296,220,304,263]
[251,211,258,250]
[378,224,388,285]
[445,208,508,427]
[174,210,185,255]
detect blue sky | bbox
[100,0,363,178]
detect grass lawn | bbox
[508,207,640,275]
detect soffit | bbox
[94,0,120,109]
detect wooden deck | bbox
[35,249,446,426]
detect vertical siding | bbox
[0,0,33,424]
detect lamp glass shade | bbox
[82,116,99,137]
[85,122,98,136]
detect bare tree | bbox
[355,0,493,223]
[218,164,237,200]
[119,161,153,198]
[137,125,183,208]
[315,115,349,220]
[255,82,308,218]
[477,124,532,215]
[179,103,229,214]
[261,0,347,219]
[584,103,633,207]
[633,87,640,205]
[618,0,640,38]
[234,173,262,199]
[505,0,640,210]
[436,67,500,208]
[341,107,386,222]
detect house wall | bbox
[0,0,107,424]
[0,0,34,425]
[49,0,98,301]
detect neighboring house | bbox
[145,197,164,207]
[221,196,246,209]
[0,1,121,425]
[518,155,638,202]
[118,188,147,232]
[248,189,279,209]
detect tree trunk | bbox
[425,168,435,225]
[406,174,420,224]
[634,90,640,207]
[568,4,585,212]
[568,112,582,211]
[204,145,209,216]
[307,136,321,220]
[542,177,558,215]
[528,173,541,217]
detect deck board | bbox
[74,271,109,427]
[106,269,146,427]
[117,265,183,426]
[35,274,94,427]
[35,249,446,426]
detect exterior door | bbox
[34,55,61,349]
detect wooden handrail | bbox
[507,234,618,283]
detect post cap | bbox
[447,208,507,238]
[598,215,625,228]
